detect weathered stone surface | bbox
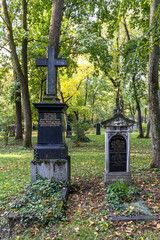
[31,157,70,183]
[104,172,131,186]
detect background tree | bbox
[148,0,160,169]
[1,0,32,147]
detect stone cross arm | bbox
[36,58,67,67]
[36,46,67,96]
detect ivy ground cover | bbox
[0,131,160,239]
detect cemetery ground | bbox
[0,131,160,240]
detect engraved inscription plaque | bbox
[38,112,63,144]
[39,113,61,127]
[109,135,126,172]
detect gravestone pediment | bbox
[102,114,135,128]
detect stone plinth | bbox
[102,111,134,186]
[31,102,70,183]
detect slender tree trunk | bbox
[123,18,144,137]
[145,121,150,138]
[129,102,136,120]
[15,97,23,140]
[13,71,23,140]
[84,79,88,122]
[132,75,144,138]
[91,92,96,124]
[116,87,120,110]
[148,0,160,168]
[58,78,68,129]
[136,101,144,138]
[40,78,46,101]
[2,0,32,147]
[21,0,32,147]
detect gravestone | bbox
[9,125,15,137]
[31,46,70,183]
[102,109,134,186]
[66,122,72,138]
[32,123,37,130]
[96,123,101,135]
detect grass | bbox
[0,131,160,239]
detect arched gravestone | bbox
[109,135,126,172]
[102,110,135,186]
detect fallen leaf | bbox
[157,223,160,229]
[89,221,95,226]
[74,227,79,233]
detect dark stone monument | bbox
[32,123,37,130]
[9,125,15,137]
[96,123,101,135]
[36,46,67,97]
[66,122,72,138]
[102,109,134,186]
[31,46,70,183]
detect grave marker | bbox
[96,123,101,135]
[36,46,67,97]
[31,46,70,183]
[102,109,134,186]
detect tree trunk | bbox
[123,18,144,137]
[145,121,150,138]
[48,0,64,99]
[14,71,23,140]
[58,78,68,129]
[136,101,144,138]
[129,102,136,120]
[21,0,32,147]
[49,0,64,56]
[91,92,96,124]
[2,0,32,147]
[83,79,88,122]
[132,75,144,138]
[148,0,160,168]
[115,87,120,110]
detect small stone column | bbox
[102,112,134,186]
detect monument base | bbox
[104,172,131,187]
[31,157,70,183]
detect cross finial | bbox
[36,46,67,100]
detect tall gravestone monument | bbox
[102,110,134,186]
[31,46,70,183]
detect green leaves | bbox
[9,179,66,225]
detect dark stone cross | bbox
[36,45,67,97]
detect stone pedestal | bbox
[102,111,134,187]
[31,102,70,183]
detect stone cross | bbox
[36,46,67,97]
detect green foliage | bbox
[0,95,15,145]
[106,181,140,210]
[9,179,66,225]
